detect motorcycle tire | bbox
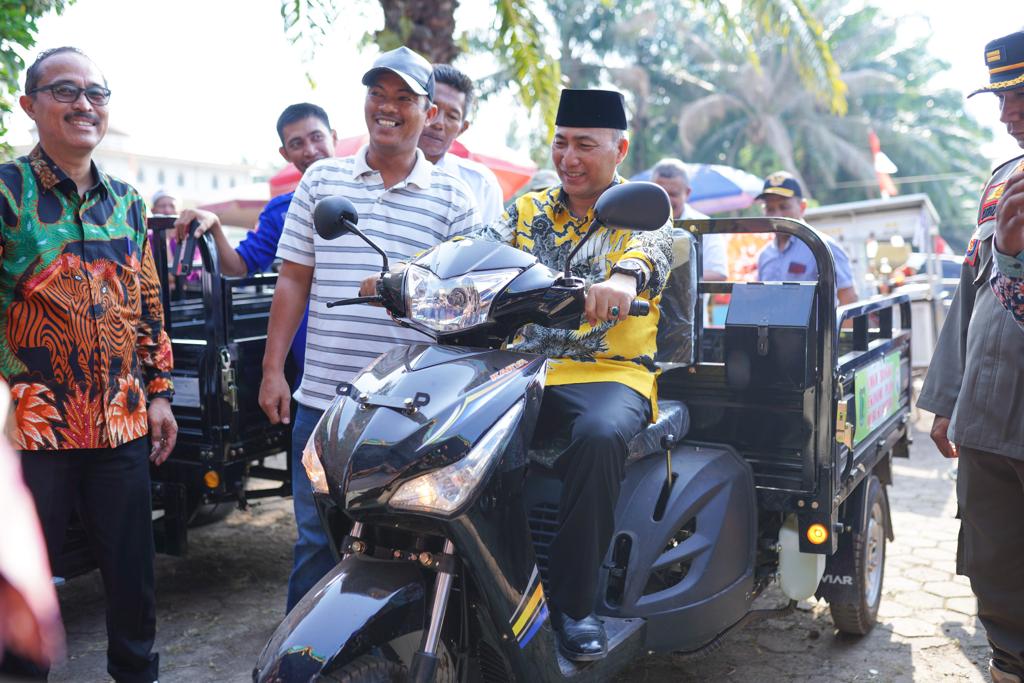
[829,474,887,635]
[188,475,250,527]
[187,501,235,527]
[322,654,406,682]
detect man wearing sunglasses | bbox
[0,47,174,683]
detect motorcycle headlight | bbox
[301,427,329,495]
[405,266,519,333]
[389,399,525,516]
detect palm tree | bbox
[280,0,561,133]
[279,0,845,136]
[673,1,990,241]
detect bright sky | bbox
[4,0,1021,172]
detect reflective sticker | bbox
[490,358,529,382]
[509,566,548,648]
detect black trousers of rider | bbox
[1,438,158,683]
[533,382,650,620]
[956,447,1024,678]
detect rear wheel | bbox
[188,475,249,527]
[829,475,886,635]
[322,654,406,682]
[188,500,235,527]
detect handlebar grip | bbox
[629,300,649,316]
[178,229,198,276]
[326,295,383,309]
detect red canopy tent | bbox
[267,134,536,201]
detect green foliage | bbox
[280,0,562,138]
[492,0,562,137]
[720,0,847,114]
[0,0,71,151]
[548,0,991,244]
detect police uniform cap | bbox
[756,171,804,201]
[969,30,1024,97]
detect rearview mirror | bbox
[312,195,390,271]
[595,181,671,232]
[313,196,360,240]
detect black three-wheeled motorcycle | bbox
[254,182,912,682]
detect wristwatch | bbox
[610,262,646,292]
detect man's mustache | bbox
[64,113,99,124]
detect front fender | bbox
[253,556,427,682]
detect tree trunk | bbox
[377,0,460,64]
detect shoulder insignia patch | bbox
[964,236,981,267]
[985,182,1006,204]
[979,181,1005,226]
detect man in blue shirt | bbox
[175,103,337,374]
[755,171,857,305]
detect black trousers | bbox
[957,447,1024,677]
[5,438,159,683]
[533,382,650,620]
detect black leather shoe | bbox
[550,609,608,662]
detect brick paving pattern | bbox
[47,417,990,682]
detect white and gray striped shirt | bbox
[277,146,481,410]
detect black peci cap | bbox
[554,89,628,130]
[969,30,1024,97]
[361,46,435,101]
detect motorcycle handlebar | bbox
[326,295,384,309]
[629,299,649,316]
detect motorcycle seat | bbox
[528,399,690,469]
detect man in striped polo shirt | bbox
[259,46,481,612]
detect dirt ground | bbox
[45,414,990,683]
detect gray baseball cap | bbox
[361,46,435,101]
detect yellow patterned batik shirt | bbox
[471,177,673,418]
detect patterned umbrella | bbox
[633,163,765,214]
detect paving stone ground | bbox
[45,412,990,682]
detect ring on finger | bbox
[609,305,620,317]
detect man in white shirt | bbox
[651,158,727,281]
[259,46,481,612]
[417,64,504,224]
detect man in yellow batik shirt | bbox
[471,88,672,662]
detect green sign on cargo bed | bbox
[854,352,901,445]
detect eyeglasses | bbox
[28,83,111,106]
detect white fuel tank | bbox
[778,513,826,600]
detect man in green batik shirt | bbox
[0,47,174,683]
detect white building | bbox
[11,127,269,210]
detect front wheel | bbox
[322,654,406,682]
[829,475,887,635]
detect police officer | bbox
[918,30,1024,683]
[755,171,858,305]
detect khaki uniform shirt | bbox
[917,155,1024,460]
